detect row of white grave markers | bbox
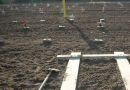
[57,52,130,90]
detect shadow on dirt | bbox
[66,19,101,50]
[0,41,5,47]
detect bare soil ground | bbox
[0,2,130,90]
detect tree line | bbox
[0,0,130,4]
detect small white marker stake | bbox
[59,25,66,29]
[69,14,75,22]
[93,39,104,44]
[47,3,50,8]
[1,10,5,15]
[33,3,37,7]
[40,20,46,22]
[12,21,18,23]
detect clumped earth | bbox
[0,2,130,90]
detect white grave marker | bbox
[60,52,81,90]
[115,52,130,90]
[47,3,50,8]
[57,52,130,90]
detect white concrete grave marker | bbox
[67,6,70,10]
[81,7,85,12]
[57,52,130,90]
[115,52,130,90]
[1,10,5,15]
[43,38,52,44]
[59,25,66,29]
[60,52,81,90]
[97,19,106,28]
[93,39,104,43]
[39,8,44,13]
[12,20,18,23]
[33,3,37,7]
[56,5,59,9]
[40,19,46,22]
[47,3,50,8]
[69,14,75,22]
